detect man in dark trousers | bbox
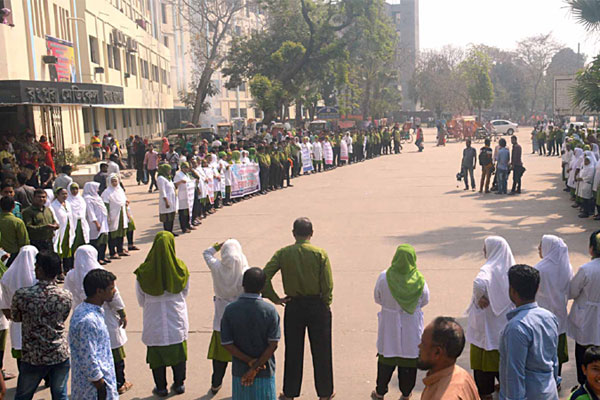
[263,217,335,400]
[461,139,477,191]
[510,136,524,194]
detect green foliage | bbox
[572,55,600,112]
[460,49,494,116]
[567,0,600,32]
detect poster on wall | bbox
[46,35,76,82]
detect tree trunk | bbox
[263,110,276,125]
[191,66,214,125]
[295,98,303,127]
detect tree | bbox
[567,0,600,31]
[460,49,494,121]
[572,55,600,113]
[515,33,562,115]
[223,0,369,124]
[411,46,468,117]
[176,0,254,125]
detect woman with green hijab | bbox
[157,163,178,234]
[135,231,190,397]
[372,244,429,400]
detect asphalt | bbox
[5,127,595,399]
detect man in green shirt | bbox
[0,196,30,266]
[22,189,58,252]
[263,217,334,400]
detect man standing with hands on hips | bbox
[263,217,335,400]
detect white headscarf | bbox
[63,245,102,307]
[83,182,107,217]
[101,173,128,231]
[44,188,54,207]
[585,150,598,168]
[534,235,572,296]
[593,144,600,161]
[1,245,38,294]
[210,239,249,300]
[67,182,86,219]
[480,236,515,316]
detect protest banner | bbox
[340,140,349,162]
[323,142,334,165]
[231,164,261,198]
[301,146,314,173]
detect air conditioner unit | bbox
[127,37,137,53]
[132,40,138,52]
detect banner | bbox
[323,142,333,165]
[301,145,314,173]
[340,139,349,161]
[46,35,76,82]
[231,164,260,198]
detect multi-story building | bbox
[0,0,172,155]
[385,0,420,111]
[163,1,264,129]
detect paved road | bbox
[7,128,594,399]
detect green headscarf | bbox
[218,151,227,159]
[158,164,172,179]
[386,244,425,314]
[232,150,241,163]
[134,231,190,296]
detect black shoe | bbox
[579,213,590,218]
[172,384,185,395]
[153,387,169,397]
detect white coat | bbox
[50,199,76,252]
[83,182,109,241]
[101,174,129,232]
[568,258,600,346]
[157,175,178,215]
[312,142,323,161]
[67,183,90,244]
[174,171,194,211]
[374,271,429,358]
[136,281,189,347]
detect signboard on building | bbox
[0,80,124,105]
[46,35,76,83]
[554,75,584,116]
[316,106,340,120]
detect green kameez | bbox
[112,346,126,363]
[470,344,500,372]
[71,219,86,252]
[558,332,569,364]
[109,209,126,240]
[377,354,417,368]
[146,341,187,369]
[207,331,232,362]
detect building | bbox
[385,0,419,111]
[164,1,264,130]
[0,0,172,155]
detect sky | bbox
[388,0,600,59]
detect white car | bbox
[490,120,518,135]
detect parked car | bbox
[490,120,518,135]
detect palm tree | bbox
[567,0,600,32]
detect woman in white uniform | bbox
[173,162,194,234]
[101,173,129,259]
[203,239,249,395]
[0,245,37,368]
[533,234,572,378]
[372,244,428,400]
[83,182,109,264]
[64,245,132,394]
[157,164,178,234]
[135,231,189,397]
[568,230,600,386]
[466,236,515,400]
[51,187,75,275]
[66,182,89,254]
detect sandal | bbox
[128,246,140,251]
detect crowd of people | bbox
[459,136,525,195]
[121,124,425,235]
[0,121,600,399]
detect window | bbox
[107,44,114,69]
[136,109,142,125]
[152,64,159,82]
[113,46,121,71]
[122,109,131,127]
[230,108,239,119]
[105,108,111,130]
[89,36,100,64]
[239,108,247,118]
[239,81,246,92]
[82,107,91,133]
[163,36,169,48]
[161,68,167,85]
[146,109,152,124]
[0,0,14,26]
[130,54,137,75]
[161,3,167,24]
[112,109,117,129]
[140,59,149,79]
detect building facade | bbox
[385,0,419,112]
[0,0,172,155]
[164,1,264,129]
